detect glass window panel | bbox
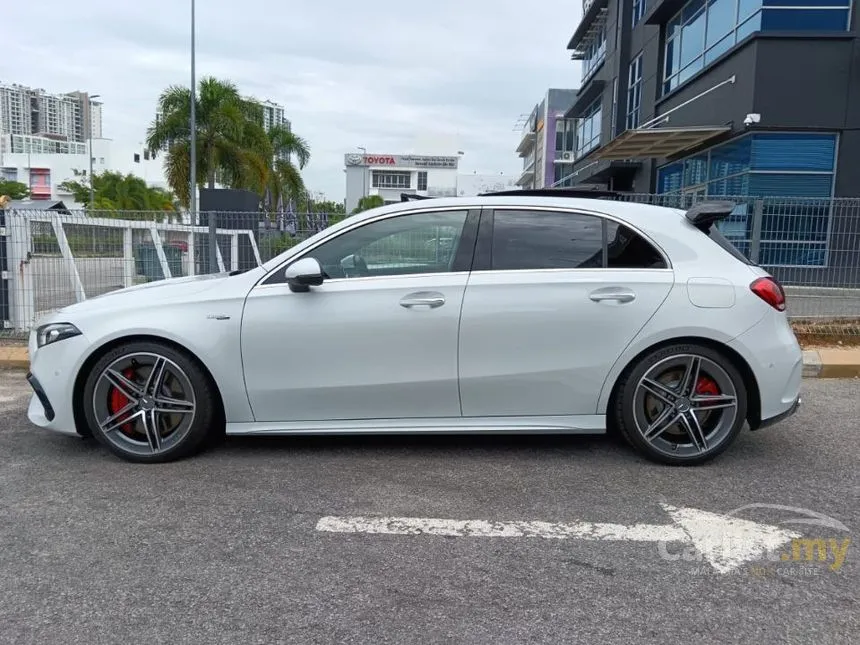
[747,173,833,198]
[680,10,707,69]
[682,0,707,22]
[761,9,849,32]
[665,38,681,79]
[684,155,709,186]
[738,0,761,21]
[678,60,701,85]
[750,134,836,171]
[706,0,737,48]
[763,0,849,6]
[760,242,826,267]
[709,136,752,179]
[736,10,762,40]
[667,15,683,39]
[704,33,734,64]
[657,162,684,193]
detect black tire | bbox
[613,343,748,466]
[81,340,221,463]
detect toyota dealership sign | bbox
[344,153,459,169]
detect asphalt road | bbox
[0,371,858,644]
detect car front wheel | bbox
[81,341,219,463]
[614,343,748,466]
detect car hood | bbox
[51,268,264,319]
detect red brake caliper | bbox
[108,368,137,435]
[695,376,720,396]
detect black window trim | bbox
[258,206,482,286]
[472,206,672,273]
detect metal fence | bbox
[1,195,859,338]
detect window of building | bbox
[581,25,607,82]
[663,0,851,95]
[655,133,837,266]
[371,170,411,190]
[576,98,603,157]
[610,78,619,136]
[417,171,428,191]
[306,210,469,279]
[626,53,644,131]
[633,0,648,26]
[555,120,576,153]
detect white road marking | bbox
[316,504,802,574]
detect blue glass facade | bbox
[657,133,838,266]
[664,0,852,94]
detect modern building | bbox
[1,83,106,201]
[564,0,859,198]
[344,152,461,213]
[515,89,578,189]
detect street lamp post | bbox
[88,94,101,208]
[357,146,367,203]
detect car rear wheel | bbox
[81,341,219,463]
[614,343,748,466]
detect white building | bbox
[344,152,461,213]
[1,136,112,204]
[0,82,106,202]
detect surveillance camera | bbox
[743,113,761,126]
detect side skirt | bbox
[226,415,607,436]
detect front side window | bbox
[490,210,667,271]
[663,0,850,95]
[306,210,469,279]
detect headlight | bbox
[36,323,82,348]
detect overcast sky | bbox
[4,0,583,201]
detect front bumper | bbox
[27,330,91,436]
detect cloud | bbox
[1,0,582,201]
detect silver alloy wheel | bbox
[632,353,738,459]
[91,352,197,457]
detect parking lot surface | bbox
[0,370,858,644]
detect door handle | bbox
[589,288,636,304]
[400,292,445,309]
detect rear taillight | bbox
[750,277,786,312]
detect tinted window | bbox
[490,210,667,271]
[491,210,604,270]
[605,221,668,269]
[304,210,469,279]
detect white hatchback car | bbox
[26,191,802,465]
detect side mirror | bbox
[284,257,324,293]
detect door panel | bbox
[458,269,673,417]
[242,274,467,422]
[242,207,478,423]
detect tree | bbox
[146,76,311,211]
[59,170,179,220]
[352,194,384,214]
[259,124,311,212]
[0,179,29,200]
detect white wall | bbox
[1,138,112,201]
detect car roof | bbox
[355,195,687,237]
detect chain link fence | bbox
[2,196,859,339]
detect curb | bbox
[0,348,29,370]
[1,346,859,377]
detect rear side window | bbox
[490,210,667,270]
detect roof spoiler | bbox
[401,193,435,202]
[685,200,737,232]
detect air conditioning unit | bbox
[561,151,574,161]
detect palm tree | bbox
[146,77,267,208]
[261,124,311,212]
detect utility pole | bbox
[88,94,101,207]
